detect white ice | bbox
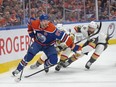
[0,45,116,87]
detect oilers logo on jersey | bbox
[36,33,46,43]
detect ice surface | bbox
[0,45,116,87]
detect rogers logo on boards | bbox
[0,35,30,56]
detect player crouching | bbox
[12,14,81,76]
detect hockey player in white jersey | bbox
[59,21,110,70]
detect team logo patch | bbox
[107,23,115,38]
[36,33,46,43]
[44,32,47,36]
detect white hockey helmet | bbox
[88,21,98,29]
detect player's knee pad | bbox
[82,45,94,54]
[48,54,58,65]
[91,44,105,60]
[28,41,41,55]
[94,44,105,55]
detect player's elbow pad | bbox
[72,45,82,53]
[29,32,35,38]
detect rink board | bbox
[0,21,116,74]
[0,53,42,74]
[108,39,116,44]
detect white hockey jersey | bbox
[74,25,107,44]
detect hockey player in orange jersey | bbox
[12,14,81,76]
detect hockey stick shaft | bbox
[24,65,54,78]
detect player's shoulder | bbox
[45,22,56,33]
[31,19,40,24]
[81,25,88,30]
[30,19,40,28]
[80,25,88,33]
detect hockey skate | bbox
[62,61,71,68]
[55,61,64,71]
[30,62,41,69]
[44,64,49,73]
[61,58,73,68]
[12,70,20,76]
[85,61,92,69]
[85,58,96,69]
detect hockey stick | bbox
[14,38,32,82]
[24,65,54,78]
[24,22,102,78]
